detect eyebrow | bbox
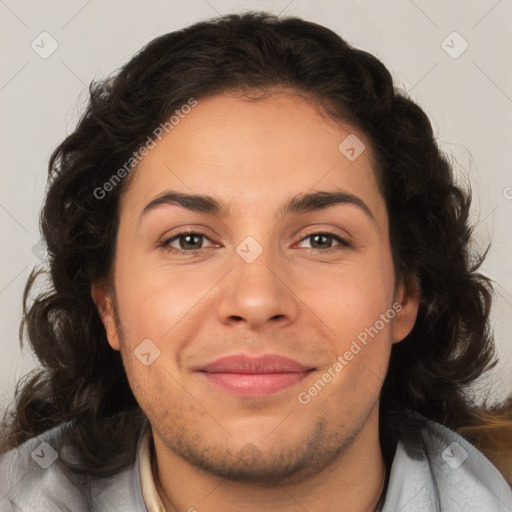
[139,189,376,223]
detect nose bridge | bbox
[215,232,299,329]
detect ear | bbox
[91,279,120,351]
[391,274,420,344]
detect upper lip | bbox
[196,353,314,374]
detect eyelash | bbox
[158,230,351,255]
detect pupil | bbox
[312,234,331,249]
[182,234,201,249]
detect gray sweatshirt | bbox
[1,416,511,511]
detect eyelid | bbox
[156,224,219,244]
[295,224,351,243]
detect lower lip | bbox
[200,371,312,396]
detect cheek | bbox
[121,350,170,423]
[308,271,395,412]
[299,257,395,343]
[112,260,206,345]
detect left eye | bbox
[297,233,349,250]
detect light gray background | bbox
[1,0,511,410]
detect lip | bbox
[196,353,315,397]
[197,353,313,373]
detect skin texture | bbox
[92,91,420,512]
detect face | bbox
[93,90,419,485]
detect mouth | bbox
[195,353,316,397]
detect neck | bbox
[153,405,387,512]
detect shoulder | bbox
[0,423,147,512]
[0,423,91,511]
[421,419,512,509]
[382,414,512,512]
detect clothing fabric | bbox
[138,427,165,511]
[1,416,511,511]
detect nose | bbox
[216,242,300,331]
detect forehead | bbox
[120,91,386,224]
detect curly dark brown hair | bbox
[0,12,501,478]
